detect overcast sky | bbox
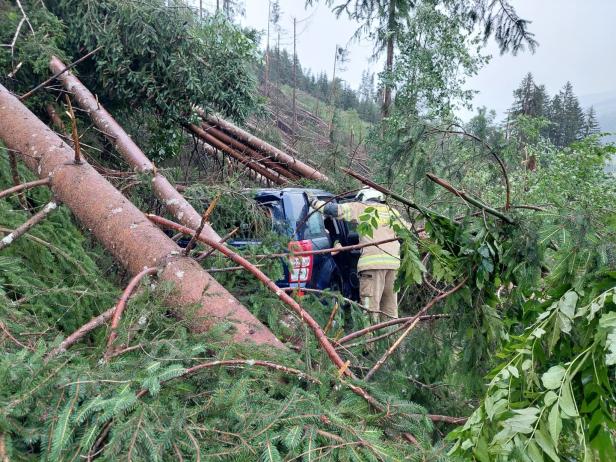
[195,0,616,120]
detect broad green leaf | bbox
[558,291,578,319]
[560,382,578,417]
[544,391,558,406]
[502,408,540,434]
[535,425,559,462]
[527,440,545,462]
[541,366,566,390]
[548,404,562,445]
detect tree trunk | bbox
[0,83,282,348]
[382,0,396,118]
[198,109,329,182]
[49,56,222,243]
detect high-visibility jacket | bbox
[315,200,408,272]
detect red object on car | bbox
[287,240,314,292]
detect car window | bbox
[301,212,327,239]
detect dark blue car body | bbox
[231,188,361,300]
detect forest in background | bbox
[0,0,615,461]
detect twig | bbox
[339,315,449,349]
[105,267,158,358]
[0,177,50,200]
[183,194,220,256]
[8,152,28,210]
[19,47,102,101]
[0,201,58,251]
[426,173,514,224]
[338,312,452,346]
[249,237,399,259]
[433,126,511,210]
[136,359,321,400]
[194,227,239,261]
[15,0,34,34]
[340,167,423,213]
[205,264,265,273]
[45,307,115,360]
[0,320,34,351]
[64,94,82,164]
[363,279,467,381]
[323,301,339,335]
[281,287,381,317]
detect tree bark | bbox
[49,56,222,242]
[382,0,396,118]
[0,84,282,348]
[188,124,287,185]
[197,108,329,182]
[201,122,298,180]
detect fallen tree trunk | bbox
[188,124,287,185]
[0,83,282,348]
[201,122,299,181]
[197,108,329,182]
[197,141,272,186]
[49,56,222,242]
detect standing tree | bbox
[509,72,549,118]
[306,0,537,118]
[264,0,281,96]
[583,106,601,137]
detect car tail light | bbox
[288,240,313,284]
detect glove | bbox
[305,192,318,208]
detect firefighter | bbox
[307,188,408,323]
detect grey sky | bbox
[195,0,616,120]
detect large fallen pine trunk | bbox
[48,57,222,242]
[0,84,282,348]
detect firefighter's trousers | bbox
[358,269,398,323]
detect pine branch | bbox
[105,267,158,358]
[426,173,514,224]
[0,201,59,251]
[46,307,115,361]
[0,177,50,200]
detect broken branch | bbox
[195,227,239,262]
[0,201,58,251]
[20,46,102,101]
[425,173,514,224]
[46,307,115,360]
[0,177,50,200]
[183,194,220,256]
[146,213,353,377]
[340,167,423,213]
[105,267,158,358]
[64,94,82,165]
